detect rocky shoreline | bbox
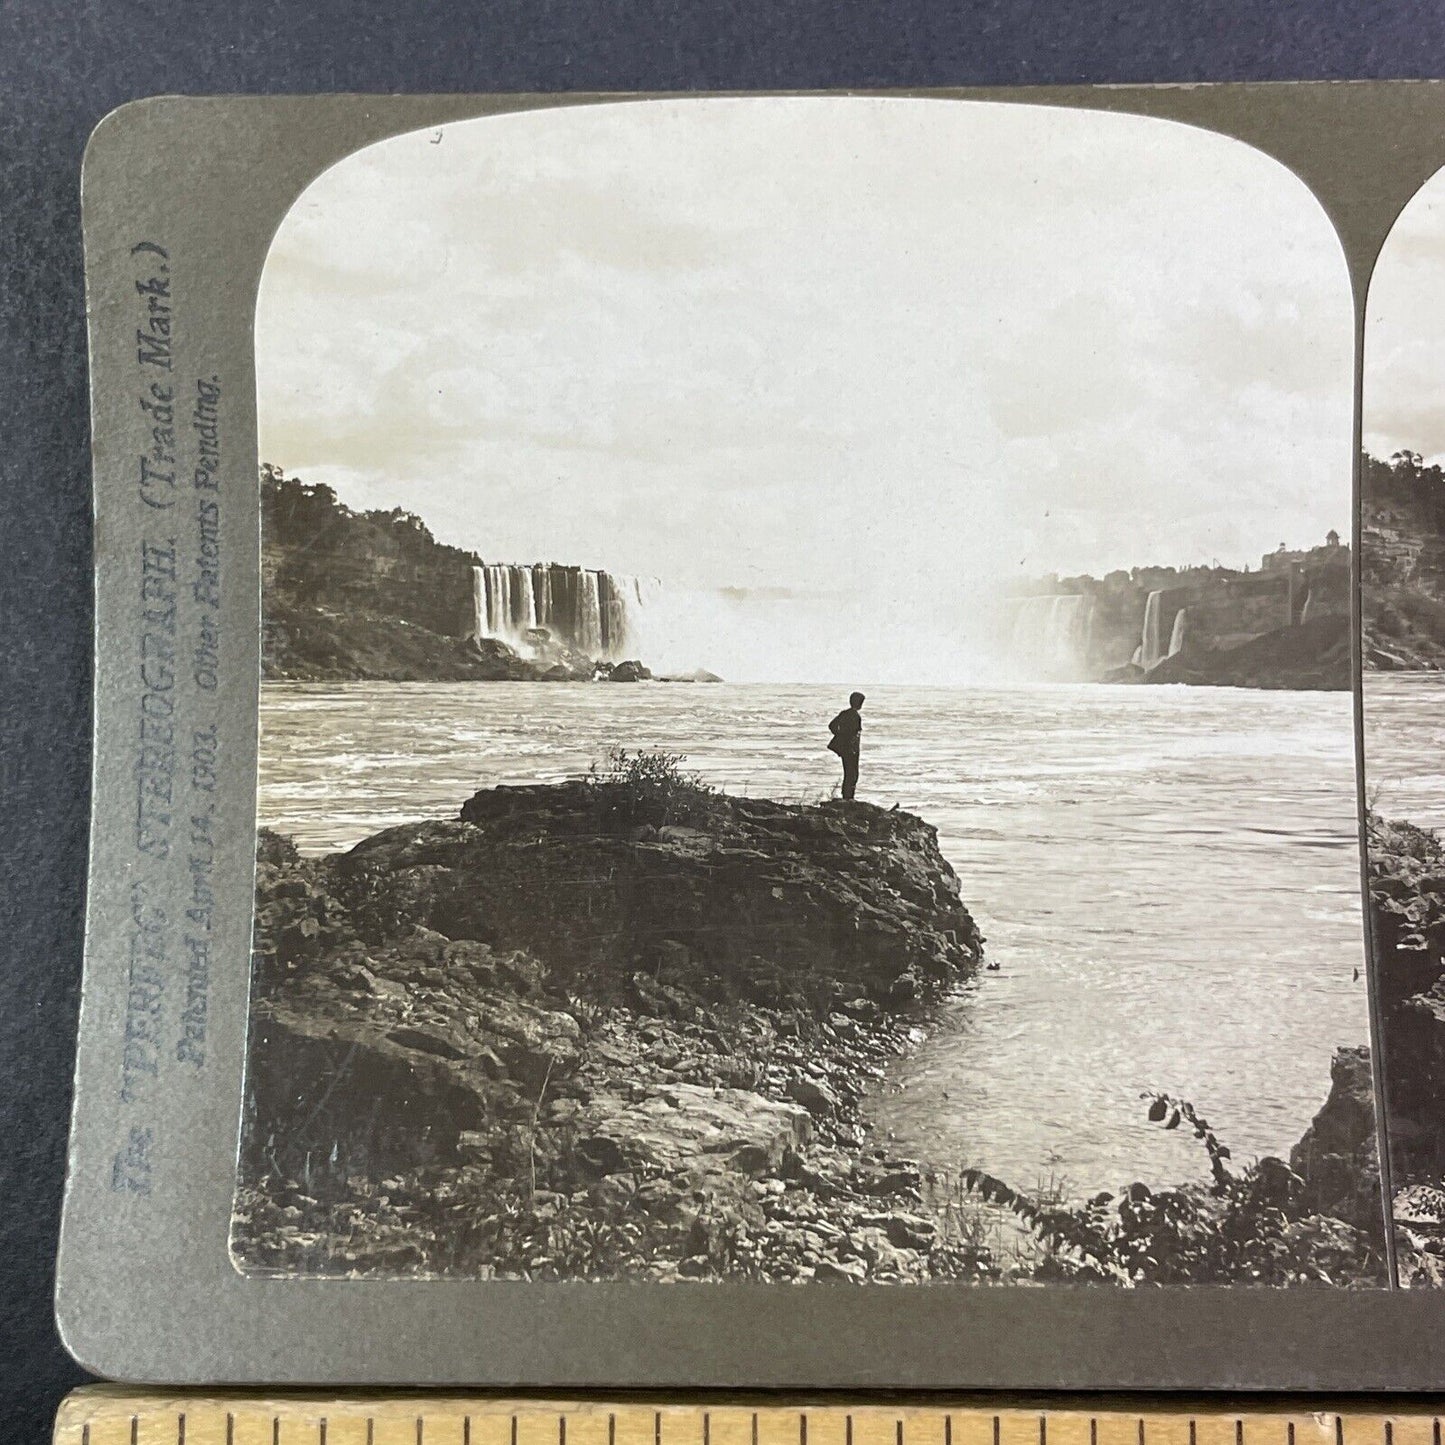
[235,774,993,1281]
[234,768,1384,1285]
[264,600,676,685]
[1367,812,1445,1284]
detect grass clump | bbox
[583,747,721,832]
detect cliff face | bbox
[263,468,476,638]
[1014,550,1352,688]
[260,468,653,683]
[262,467,487,680]
[1362,452,1445,670]
[1073,564,1349,678]
[1115,611,1351,690]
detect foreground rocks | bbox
[234,777,1382,1286]
[1289,1045,1381,1233]
[235,782,990,1281]
[1367,813,1445,1284]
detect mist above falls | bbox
[628,581,1013,686]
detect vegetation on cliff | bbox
[261,467,652,683]
[1363,450,1445,671]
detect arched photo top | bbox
[255,96,1354,689]
[1366,162,1445,466]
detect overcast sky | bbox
[258,98,1353,595]
[1367,168,1445,462]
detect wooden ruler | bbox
[51,1392,1445,1445]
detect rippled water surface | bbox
[259,680,1371,1195]
[1365,673,1445,830]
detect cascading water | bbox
[1167,607,1187,658]
[579,572,599,654]
[1008,594,1092,676]
[1138,590,1166,671]
[471,560,646,660]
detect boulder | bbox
[578,1084,812,1183]
[1290,1045,1381,1234]
[242,930,577,1183]
[605,659,653,682]
[786,1076,839,1117]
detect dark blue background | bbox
[3,2,1442,1440]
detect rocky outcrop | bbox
[1289,1045,1381,1234]
[235,781,1384,1285]
[234,783,989,1282]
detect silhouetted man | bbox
[827,691,865,800]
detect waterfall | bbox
[470,560,647,659]
[1167,607,1187,658]
[485,565,510,637]
[1008,594,1091,675]
[1139,590,1166,670]
[579,571,602,654]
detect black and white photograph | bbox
[231,97,1383,1286]
[1360,163,1445,1287]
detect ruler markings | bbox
[50,1395,1445,1445]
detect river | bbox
[256,678,1400,1200]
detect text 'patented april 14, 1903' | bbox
[113,239,227,1195]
